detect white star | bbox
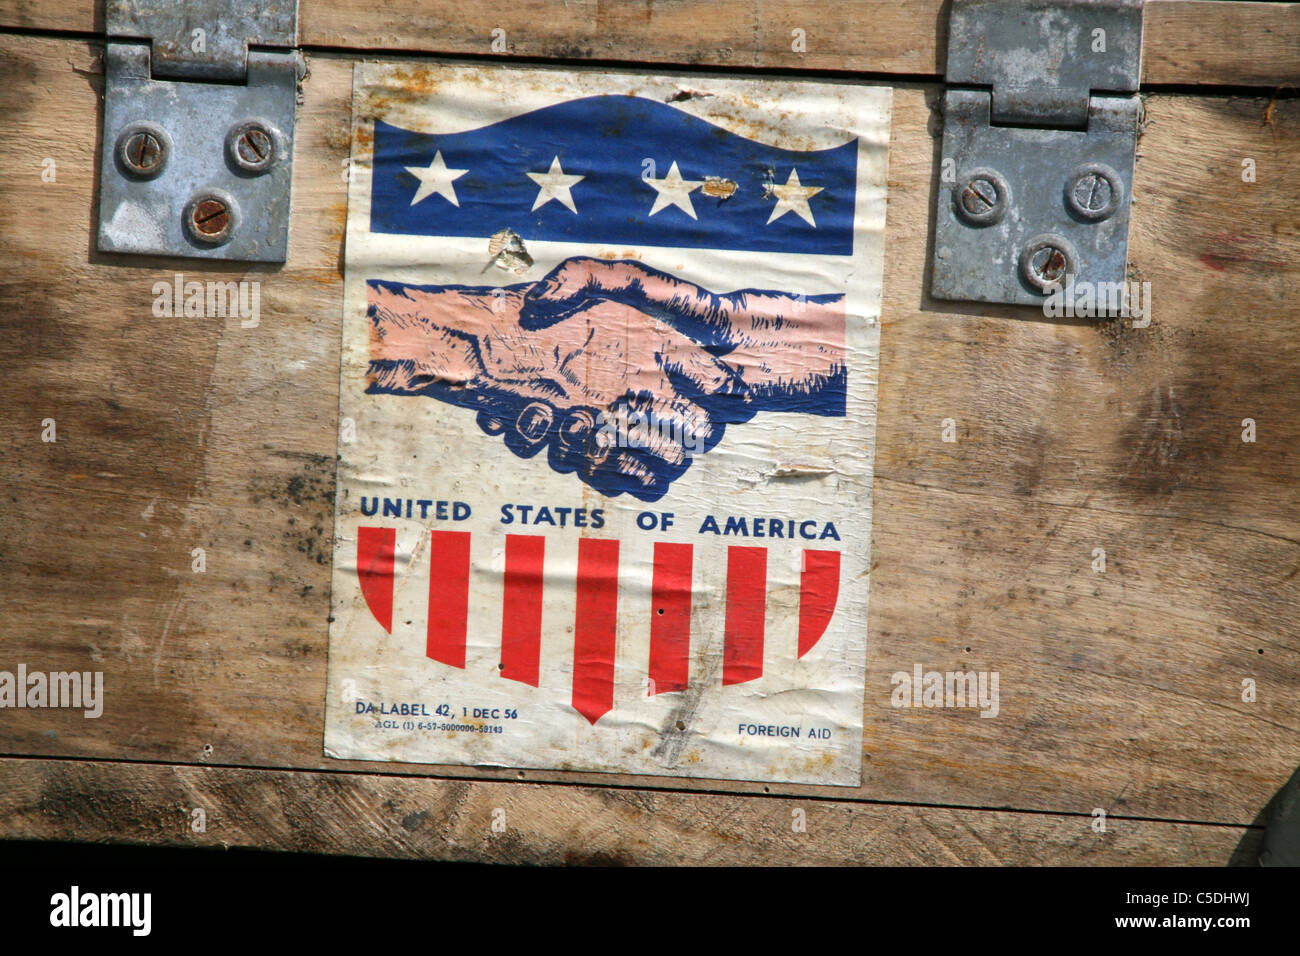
[406,150,468,207]
[644,160,703,220]
[766,168,823,227]
[526,156,584,213]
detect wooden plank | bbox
[0,35,1297,837]
[0,1,1296,87]
[0,756,1261,864]
[1144,1,1300,87]
[865,83,1300,821]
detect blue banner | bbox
[369,95,858,256]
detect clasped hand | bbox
[366,257,845,501]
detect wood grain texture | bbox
[866,83,1300,824]
[0,33,1297,861]
[0,1,1296,86]
[1143,1,1300,87]
[0,756,1261,864]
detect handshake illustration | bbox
[366,257,847,501]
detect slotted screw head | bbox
[227,120,279,174]
[238,128,271,163]
[1019,234,1078,293]
[125,132,161,170]
[1065,163,1123,222]
[192,200,229,235]
[962,179,997,214]
[115,123,170,179]
[954,167,1010,226]
[183,191,237,246]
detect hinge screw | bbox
[1019,234,1077,293]
[1065,163,1123,222]
[962,179,997,214]
[115,123,170,179]
[192,200,229,236]
[953,167,1010,226]
[227,121,279,174]
[184,191,237,246]
[124,132,162,172]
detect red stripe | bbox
[798,550,841,658]
[722,546,767,686]
[426,530,471,668]
[501,534,545,686]
[357,526,395,633]
[572,538,619,725]
[648,542,693,694]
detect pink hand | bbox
[366,280,745,499]
[521,257,848,405]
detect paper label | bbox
[325,62,890,786]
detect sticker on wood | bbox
[324,62,891,785]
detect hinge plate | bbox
[931,0,1145,308]
[97,0,301,262]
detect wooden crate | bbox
[0,0,1297,864]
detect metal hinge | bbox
[97,0,302,262]
[931,0,1145,308]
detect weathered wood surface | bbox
[0,24,1297,863]
[0,1,1296,87]
[0,757,1262,864]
